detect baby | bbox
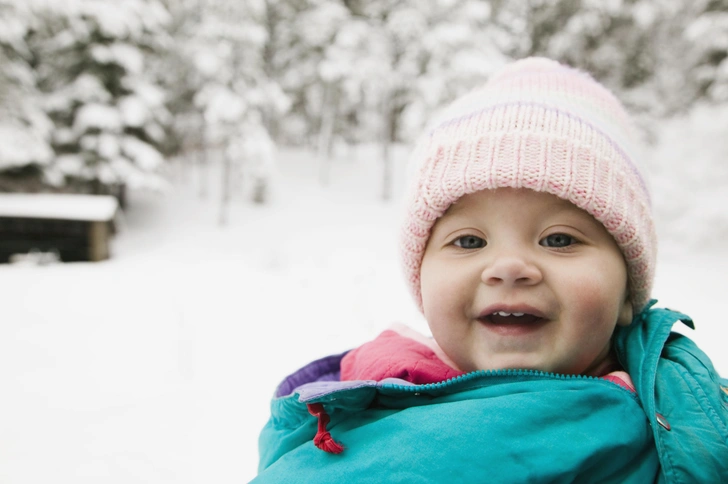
[254,58,728,483]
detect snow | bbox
[45,75,112,113]
[646,103,728,251]
[127,81,166,111]
[91,43,144,74]
[194,47,226,78]
[82,0,165,41]
[121,136,164,171]
[200,87,247,124]
[55,154,86,177]
[97,133,121,159]
[73,103,123,134]
[119,96,148,128]
[0,123,53,169]
[0,193,119,221]
[0,146,726,483]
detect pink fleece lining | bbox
[602,372,636,392]
[341,328,464,384]
[341,326,635,393]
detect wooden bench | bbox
[0,194,119,263]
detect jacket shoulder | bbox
[619,304,728,483]
[656,331,728,482]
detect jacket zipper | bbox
[382,368,599,392]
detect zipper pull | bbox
[307,403,344,454]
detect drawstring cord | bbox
[306,403,344,454]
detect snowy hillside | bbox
[0,147,726,484]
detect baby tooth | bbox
[493,311,527,317]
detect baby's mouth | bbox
[479,311,544,326]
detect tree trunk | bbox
[381,96,395,202]
[198,115,209,200]
[317,82,337,186]
[381,139,392,201]
[219,149,232,226]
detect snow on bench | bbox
[0,193,120,263]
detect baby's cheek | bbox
[572,269,624,309]
[422,273,458,308]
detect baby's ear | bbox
[617,295,633,327]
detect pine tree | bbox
[684,0,728,104]
[24,0,174,198]
[184,0,283,214]
[0,0,54,189]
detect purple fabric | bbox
[273,351,419,401]
[295,380,375,402]
[293,377,416,401]
[275,351,348,398]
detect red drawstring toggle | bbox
[306,403,344,454]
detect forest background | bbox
[2,0,728,238]
[2,1,728,483]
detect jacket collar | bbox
[613,299,693,407]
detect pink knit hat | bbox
[401,57,656,313]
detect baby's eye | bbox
[540,233,576,248]
[453,235,486,249]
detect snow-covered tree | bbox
[488,1,648,103]
[0,0,53,188]
[260,0,343,147]
[403,0,510,138]
[311,0,507,198]
[182,0,285,215]
[26,0,174,197]
[4,0,727,216]
[684,0,728,104]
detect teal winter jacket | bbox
[254,303,728,483]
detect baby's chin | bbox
[456,349,613,376]
[459,357,582,375]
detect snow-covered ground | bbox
[1,147,726,484]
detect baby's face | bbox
[420,188,633,375]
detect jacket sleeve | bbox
[653,330,728,483]
[614,304,728,484]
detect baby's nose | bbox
[480,254,542,286]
